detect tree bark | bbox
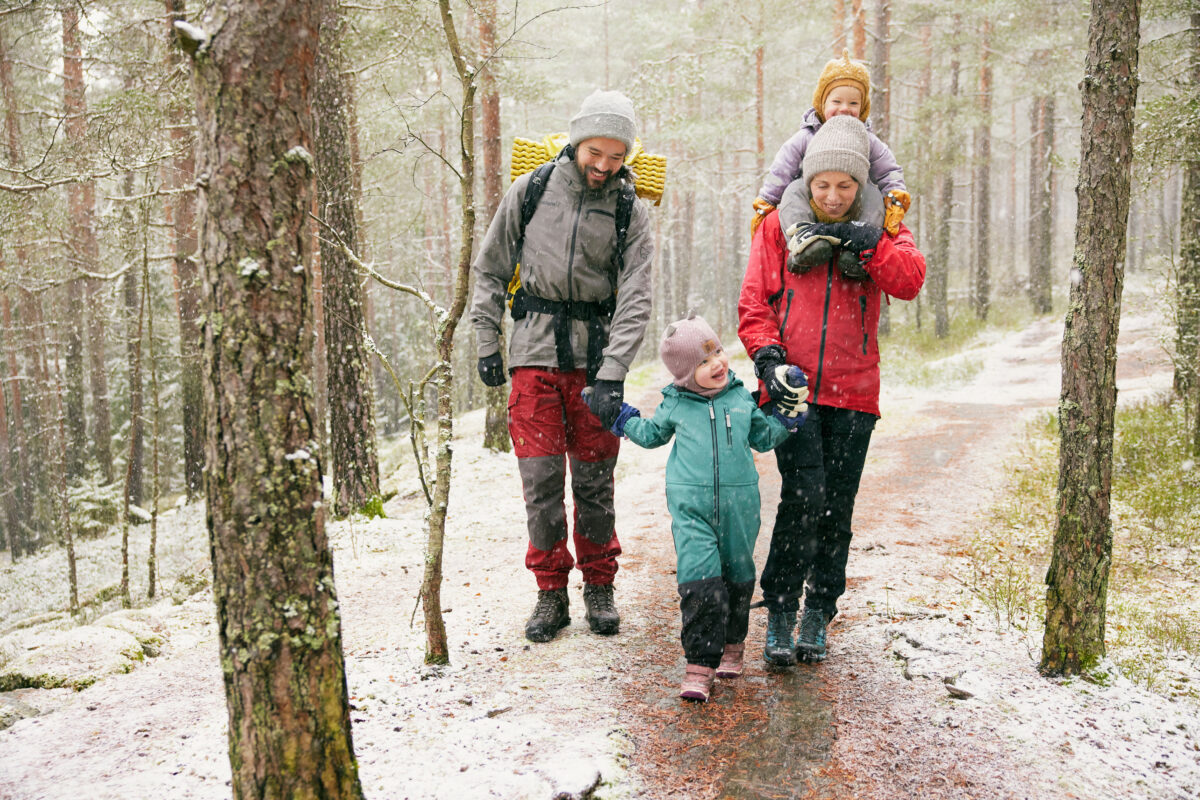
[832,0,846,56]
[1041,0,1140,677]
[122,174,145,509]
[973,18,993,321]
[1174,12,1200,399]
[872,0,892,336]
[186,1,364,795]
[62,5,113,484]
[477,0,509,453]
[851,0,866,59]
[931,25,959,339]
[165,0,204,500]
[1029,90,1056,314]
[315,3,381,517]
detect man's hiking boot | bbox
[525,588,570,643]
[795,606,830,663]
[716,642,746,679]
[679,665,716,702]
[582,583,620,635]
[763,610,797,667]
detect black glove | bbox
[477,352,506,387]
[585,379,625,428]
[753,345,803,404]
[824,220,883,254]
[835,248,871,281]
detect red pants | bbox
[509,367,622,590]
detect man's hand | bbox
[584,379,625,428]
[477,352,506,387]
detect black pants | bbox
[760,404,876,616]
[678,577,755,668]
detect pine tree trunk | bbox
[315,3,381,517]
[931,30,959,339]
[1029,91,1056,314]
[851,0,866,58]
[0,35,32,555]
[832,0,846,56]
[872,0,892,336]
[186,2,364,795]
[973,18,993,321]
[1174,12,1200,399]
[477,0,509,453]
[145,251,161,599]
[1041,0,1140,678]
[122,180,145,509]
[165,0,204,500]
[62,6,113,485]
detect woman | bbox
[738,115,926,667]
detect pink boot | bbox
[679,664,715,702]
[715,642,745,678]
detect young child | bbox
[751,49,909,237]
[607,315,806,701]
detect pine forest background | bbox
[0,0,1195,561]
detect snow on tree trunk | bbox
[930,24,959,340]
[1041,0,1140,678]
[315,3,381,517]
[185,1,364,796]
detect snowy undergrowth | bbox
[965,398,1200,704]
[0,503,209,634]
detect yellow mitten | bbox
[883,190,911,236]
[750,197,776,237]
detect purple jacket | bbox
[758,108,905,205]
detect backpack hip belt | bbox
[517,293,616,382]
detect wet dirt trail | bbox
[615,296,1171,799]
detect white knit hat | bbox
[802,115,871,189]
[569,90,637,154]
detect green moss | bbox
[360,495,385,520]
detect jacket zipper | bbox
[565,190,585,301]
[779,289,794,341]
[725,409,733,447]
[709,403,720,526]
[858,295,869,355]
[813,265,834,402]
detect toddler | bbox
[608,315,806,701]
[751,50,909,237]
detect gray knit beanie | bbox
[660,314,723,396]
[803,115,870,189]
[569,90,637,154]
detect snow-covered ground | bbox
[1,277,1197,799]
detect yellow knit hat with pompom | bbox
[812,49,871,123]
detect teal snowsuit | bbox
[623,371,792,667]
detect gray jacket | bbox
[470,153,653,382]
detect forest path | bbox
[615,284,1175,799]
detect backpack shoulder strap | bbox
[612,177,637,272]
[520,160,556,235]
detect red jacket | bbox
[738,210,926,417]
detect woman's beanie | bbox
[803,115,871,189]
[569,90,637,154]
[660,314,722,390]
[812,49,871,122]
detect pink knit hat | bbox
[660,314,723,395]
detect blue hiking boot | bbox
[763,610,797,668]
[795,606,830,663]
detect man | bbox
[470,90,654,643]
